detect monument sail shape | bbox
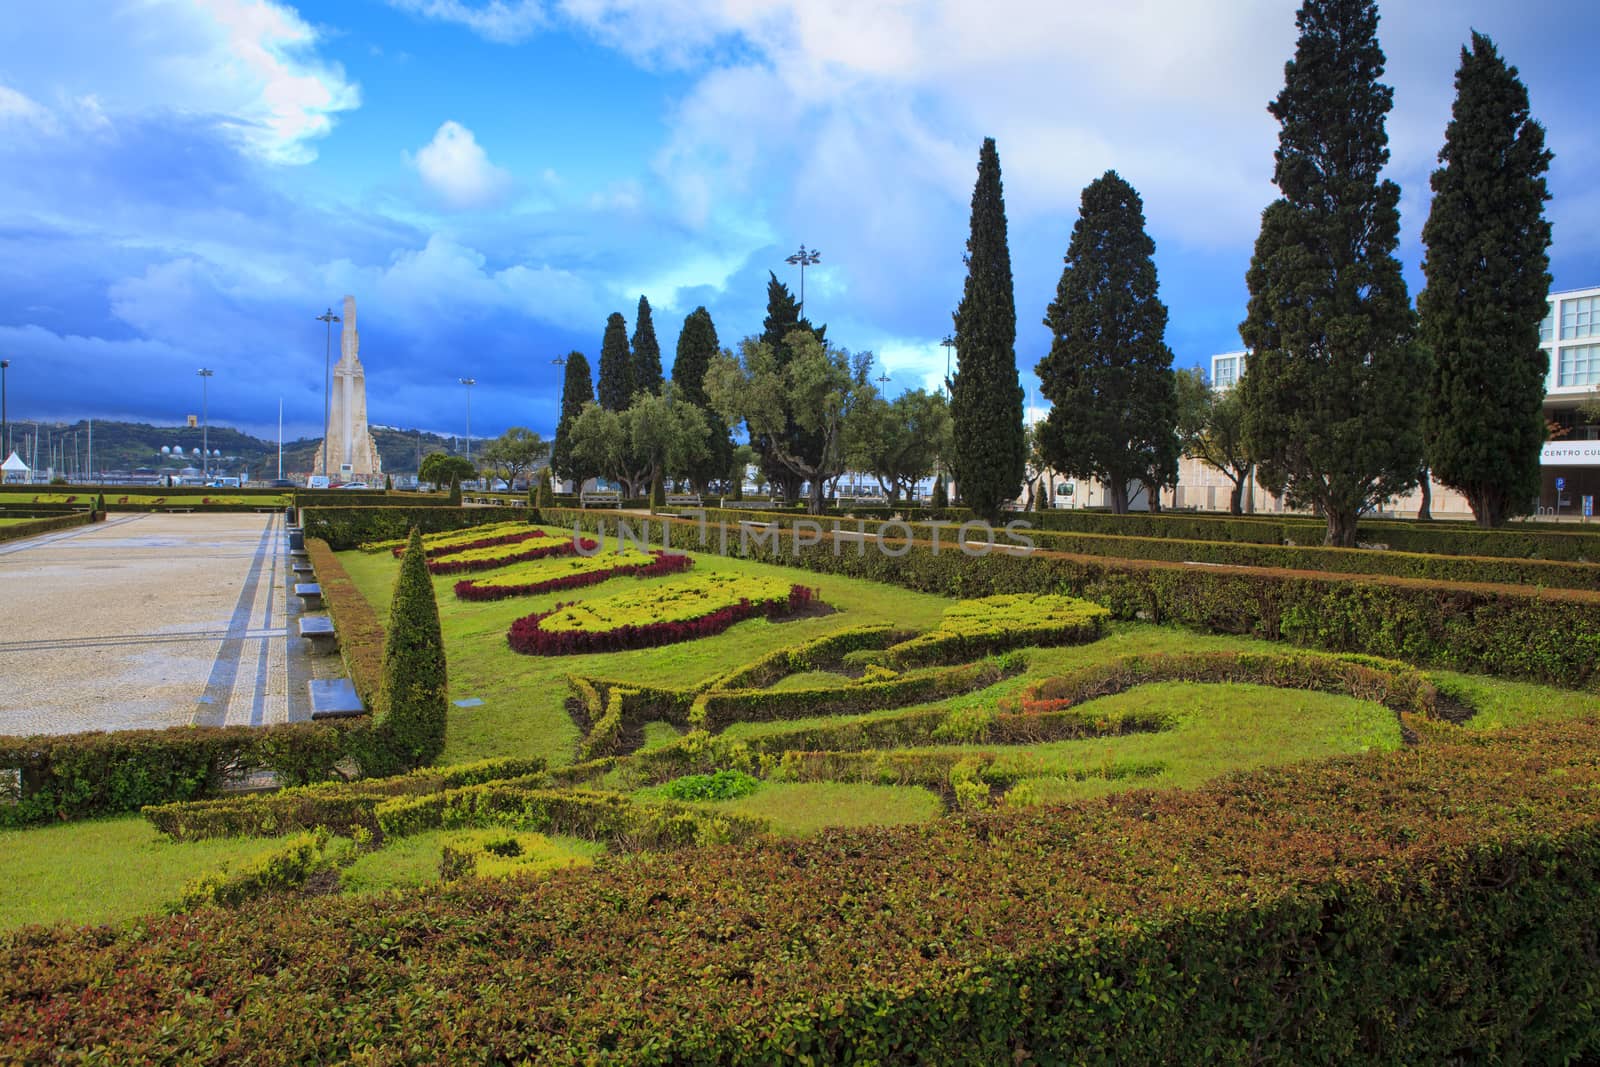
[314,295,383,480]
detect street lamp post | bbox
[549,357,566,493]
[459,377,477,472]
[1,359,9,459]
[196,369,214,482]
[316,308,340,480]
[784,244,821,314]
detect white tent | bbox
[1,451,29,484]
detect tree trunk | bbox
[1228,479,1245,516]
[1108,479,1129,515]
[1147,486,1162,513]
[808,476,826,515]
[1325,507,1360,548]
[1417,471,1432,521]
[1469,486,1506,528]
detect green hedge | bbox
[373,784,769,850]
[638,506,1600,584]
[1027,507,1600,561]
[542,509,1600,688]
[302,506,526,550]
[0,721,357,827]
[143,757,547,841]
[0,512,94,543]
[612,650,1435,787]
[174,830,334,911]
[7,719,1600,1061]
[691,658,1017,732]
[576,689,626,762]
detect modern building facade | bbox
[1044,286,1600,518]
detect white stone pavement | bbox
[0,513,340,736]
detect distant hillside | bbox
[9,419,462,475]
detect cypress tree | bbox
[631,296,664,395]
[551,351,594,485]
[373,528,447,774]
[596,313,633,411]
[673,306,733,492]
[1238,0,1425,547]
[1419,32,1553,528]
[672,306,720,406]
[950,136,1026,518]
[447,474,461,507]
[1037,171,1179,514]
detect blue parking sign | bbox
[1556,476,1566,491]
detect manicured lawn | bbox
[0,817,284,931]
[1428,669,1600,730]
[914,681,1403,805]
[337,547,953,766]
[632,781,944,837]
[340,829,604,895]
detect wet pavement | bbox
[0,513,341,735]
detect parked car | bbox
[266,479,296,489]
[340,482,370,490]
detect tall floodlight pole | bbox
[876,371,890,400]
[940,335,956,397]
[1,359,9,461]
[459,377,476,464]
[316,308,340,479]
[196,369,214,481]
[549,356,566,491]
[785,244,821,314]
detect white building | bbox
[1172,285,1600,518]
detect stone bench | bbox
[581,490,623,508]
[666,493,702,507]
[292,560,314,576]
[294,582,323,608]
[298,615,338,655]
[308,678,365,720]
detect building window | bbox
[1540,307,1555,342]
[1558,344,1600,388]
[1560,296,1599,340]
[1213,355,1240,389]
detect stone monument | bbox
[314,295,383,480]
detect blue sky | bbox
[2,0,1597,444]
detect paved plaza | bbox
[0,513,341,735]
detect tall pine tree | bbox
[673,306,719,404]
[950,136,1025,517]
[1037,171,1179,514]
[1238,0,1425,547]
[1420,32,1552,528]
[550,351,594,486]
[673,306,733,491]
[632,295,665,394]
[596,312,633,411]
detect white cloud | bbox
[388,0,547,44]
[0,0,359,163]
[409,121,515,209]
[0,85,55,131]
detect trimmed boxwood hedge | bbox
[691,657,1019,732]
[5,718,1599,1062]
[302,506,526,550]
[1027,507,1600,561]
[372,783,769,850]
[0,720,357,827]
[655,507,1600,584]
[542,509,1600,688]
[0,511,94,544]
[143,757,549,841]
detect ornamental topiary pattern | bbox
[372,528,448,775]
